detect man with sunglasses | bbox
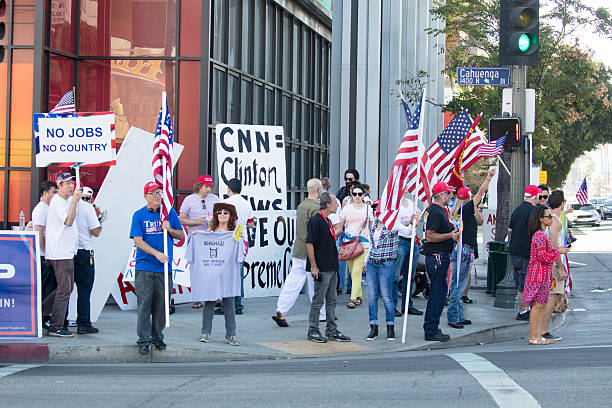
[537,184,550,207]
[336,169,360,203]
[179,175,220,234]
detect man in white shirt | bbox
[31,180,58,302]
[42,172,81,337]
[217,178,254,315]
[73,186,102,334]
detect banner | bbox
[0,231,41,338]
[34,112,115,167]
[215,124,287,211]
[244,210,295,297]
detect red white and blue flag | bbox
[378,94,423,229]
[50,90,76,114]
[476,134,506,157]
[576,178,588,205]
[152,92,174,221]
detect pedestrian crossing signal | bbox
[488,117,521,149]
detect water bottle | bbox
[19,210,25,230]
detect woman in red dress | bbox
[523,205,570,345]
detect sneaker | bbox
[77,325,99,334]
[66,320,77,328]
[154,341,167,350]
[542,332,562,342]
[461,296,473,304]
[366,325,378,341]
[199,333,211,343]
[47,327,74,337]
[42,320,52,334]
[326,330,351,342]
[516,310,531,321]
[139,345,150,355]
[386,325,395,341]
[424,331,450,342]
[225,335,241,346]
[307,330,328,343]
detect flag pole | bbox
[161,92,170,328]
[456,204,463,289]
[497,156,511,176]
[402,88,426,344]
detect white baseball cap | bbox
[82,186,94,197]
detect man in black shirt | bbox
[306,192,351,343]
[335,169,359,203]
[422,182,460,341]
[447,169,495,329]
[509,184,541,320]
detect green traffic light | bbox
[518,33,530,52]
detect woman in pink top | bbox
[523,205,570,345]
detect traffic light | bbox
[488,117,521,149]
[499,0,540,66]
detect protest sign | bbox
[0,231,41,338]
[34,112,115,167]
[215,124,287,211]
[244,210,295,298]
[482,209,497,256]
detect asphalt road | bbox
[0,222,610,408]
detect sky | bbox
[566,0,612,67]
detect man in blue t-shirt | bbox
[130,181,183,356]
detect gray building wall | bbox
[330,0,445,197]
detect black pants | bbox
[74,249,95,327]
[40,257,57,305]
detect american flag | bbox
[576,178,588,205]
[405,111,484,201]
[476,134,506,157]
[152,92,174,221]
[50,90,76,114]
[378,94,422,229]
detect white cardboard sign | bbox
[215,124,287,211]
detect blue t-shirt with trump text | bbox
[130,206,182,273]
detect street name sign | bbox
[457,67,510,86]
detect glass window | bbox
[213,0,227,62]
[0,170,4,223]
[322,41,329,105]
[228,0,240,68]
[80,0,177,57]
[302,27,311,99]
[265,2,275,83]
[7,171,30,223]
[313,106,321,145]
[12,4,35,46]
[253,0,264,77]
[241,0,251,73]
[292,99,299,141]
[180,0,202,56]
[282,12,290,89]
[314,36,320,102]
[265,86,274,125]
[314,150,321,178]
[9,50,33,167]
[177,61,200,191]
[47,0,74,53]
[253,81,263,124]
[0,51,7,162]
[228,73,240,123]
[212,68,227,123]
[301,101,310,144]
[292,21,301,94]
[240,79,252,124]
[322,109,329,146]
[282,94,291,139]
[48,54,74,111]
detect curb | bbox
[0,321,529,364]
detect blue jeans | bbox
[337,234,349,291]
[447,245,474,323]
[393,238,419,311]
[423,254,450,336]
[366,260,396,325]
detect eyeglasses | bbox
[81,197,92,202]
[216,210,230,215]
[201,200,206,210]
[345,177,354,182]
[539,195,549,200]
[542,214,554,219]
[147,191,162,197]
[352,192,364,197]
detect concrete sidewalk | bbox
[1,270,528,363]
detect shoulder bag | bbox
[338,210,369,261]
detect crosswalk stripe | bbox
[0,364,41,378]
[447,353,541,408]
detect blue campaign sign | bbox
[457,67,510,86]
[0,231,41,338]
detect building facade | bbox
[0,0,332,228]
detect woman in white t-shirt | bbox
[338,183,373,309]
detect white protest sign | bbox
[34,113,115,167]
[244,210,295,298]
[215,124,287,211]
[482,209,497,256]
[67,127,183,322]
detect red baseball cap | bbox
[144,181,161,195]
[432,181,456,195]
[457,187,472,200]
[197,175,214,186]
[524,185,542,199]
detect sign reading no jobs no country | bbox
[457,67,510,86]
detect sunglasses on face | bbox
[81,197,91,202]
[345,177,354,182]
[216,210,230,215]
[542,214,553,219]
[352,192,364,197]
[539,195,549,200]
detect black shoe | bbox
[366,324,378,341]
[337,288,343,295]
[386,325,395,341]
[42,320,52,334]
[408,307,423,315]
[516,310,530,321]
[542,332,562,341]
[460,319,472,325]
[154,341,167,350]
[448,322,464,329]
[77,325,99,334]
[327,330,351,342]
[214,308,224,315]
[47,327,74,337]
[445,297,449,306]
[139,345,150,355]
[394,309,403,317]
[424,332,450,342]
[169,299,176,315]
[461,296,473,304]
[272,315,289,327]
[236,309,243,315]
[307,331,327,343]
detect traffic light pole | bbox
[494,65,528,309]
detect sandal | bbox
[355,297,362,306]
[192,302,203,309]
[347,299,357,309]
[528,337,553,345]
